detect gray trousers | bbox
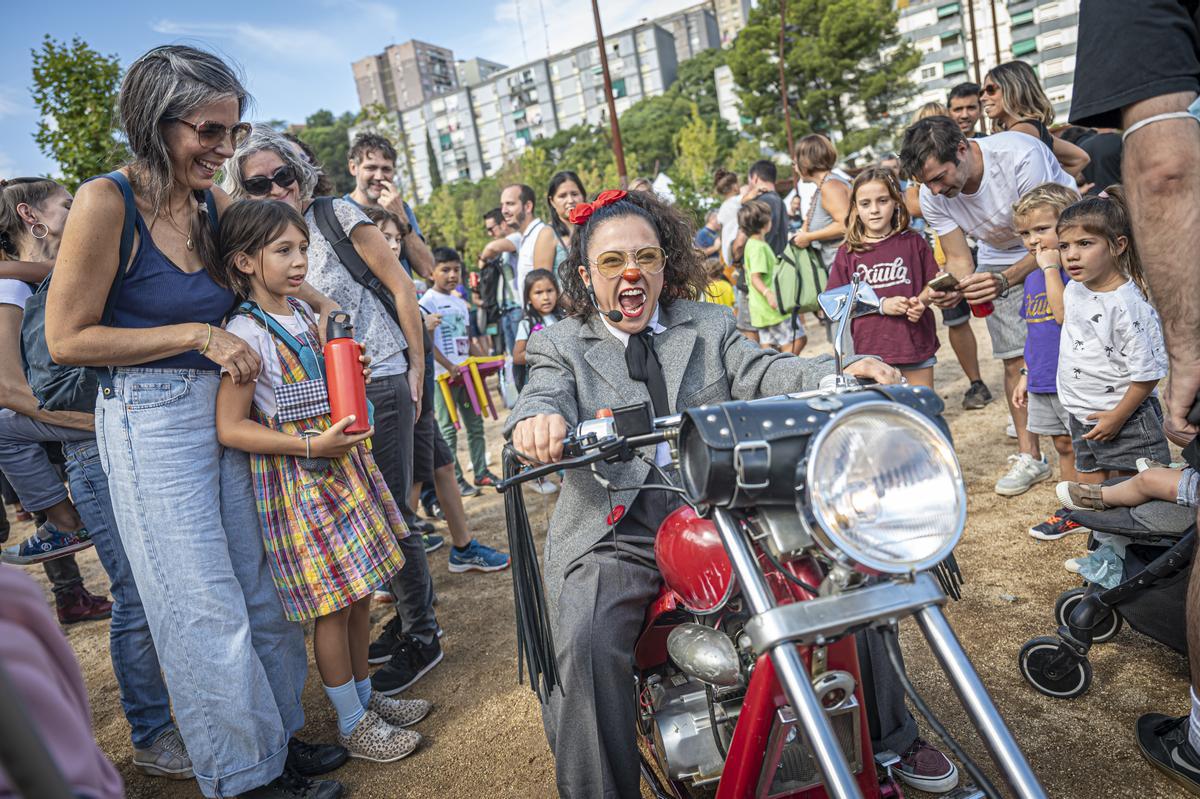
[543,547,918,798]
[365,373,439,644]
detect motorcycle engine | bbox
[642,667,742,788]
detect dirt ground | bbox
[22,313,1191,799]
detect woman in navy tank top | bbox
[46,46,345,799]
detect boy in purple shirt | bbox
[1010,183,1082,541]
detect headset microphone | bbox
[589,285,625,323]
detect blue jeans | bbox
[499,306,526,388]
[0,410,173,748]
[98,370,307,798]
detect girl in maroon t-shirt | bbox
[828,167,941,387]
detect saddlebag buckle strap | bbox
[743,572,948,653]
[733,440,771,491]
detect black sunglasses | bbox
[242,166,298,197]
[170,118,252,149]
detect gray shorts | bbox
[757,318,801,348]
[734,287,754,332]
[1068,397,1172,474]
[979,263,1027,360]
[1026,391,1072,437]
[1178,467,1199,508]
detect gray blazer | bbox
[504,300,837,606]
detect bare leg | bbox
[313,606,352,687]
[1101,468,1185,507]
[742,329,760,344]
[433,462,471,549]
[1123,92,1200,443]
[1076,470,1106,486]
[900,366,934,388]
[1004,357,1039,458]
[947,322,983,383]
[348,596,373,682]
[1051,434,1076,482]
[40,498,83,533]
[790,336,808,355]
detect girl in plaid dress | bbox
[214,200,431,764]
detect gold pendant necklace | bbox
[160,199,196,251]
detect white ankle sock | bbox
[1189,687,1200,753]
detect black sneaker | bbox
[368,616,402,665]
[473,471,500,489]
[1137,713,1200,795]
[285,737,347,778]
[241,767,344,799]
[456,478,480,498]
[424,499,445,520]
[962,380,993,410]
[406,516,434,535]
[371,633,444,696]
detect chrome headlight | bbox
[804,401,965,575]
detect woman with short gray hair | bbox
[45,45,345,799]
[223,126,445,700]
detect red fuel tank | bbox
[655,506,734,613]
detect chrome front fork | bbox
[711,509,1046,799]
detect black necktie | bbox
[626,329,669,417]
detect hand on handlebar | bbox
[512,413,568,464]
[845,357,902,385]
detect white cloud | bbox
[0,86,30,120]
[149,19,346,63]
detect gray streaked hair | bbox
[119,45,250,214]
[221,124,320,202]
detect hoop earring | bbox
[30,222,48,240]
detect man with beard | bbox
[345,133,434,280]
[500,183,556,295]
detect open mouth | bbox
[287,275,306,286]
[196,158,221,179]
[618,287,646,317]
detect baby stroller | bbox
[1018,480,1195,699]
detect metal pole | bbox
[988,0,1003,69]
[778,0,795,159]
[964,0,982,84]
[915,606,1048,799]
[591,0,629,188]
[713,509,863,799]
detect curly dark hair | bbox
[560,190,708,321]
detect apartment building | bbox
[713,0,752,45]
[896,0,1079,124]
[655,3,723,61]
[386,19,684,200]
[352,40,460,114]
[457,57,507,88]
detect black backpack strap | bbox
[311,197,400,324]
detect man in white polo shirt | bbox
[500,183,556,295]
[900,115,1076,497]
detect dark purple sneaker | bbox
[894,738,959,794]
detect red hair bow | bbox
[567,189,628,226]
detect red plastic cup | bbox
[970,301,994,318]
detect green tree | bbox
[425,132,443,190]
[296,109,360,196]
[29,35,126,190]
[674,103,721,191]
[726,0,919,155]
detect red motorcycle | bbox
[501,279,1047,799]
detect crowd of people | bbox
[0,9,1199,797]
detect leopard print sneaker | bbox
[338,710,421,763]
[368,692,431,728]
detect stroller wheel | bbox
[1055,588,1123,644]
[1019,636,1093,699]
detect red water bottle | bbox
[323,311,370,434]
[970,301,994,318]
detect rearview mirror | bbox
[818,280,882,322]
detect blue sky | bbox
[2,0,700,177]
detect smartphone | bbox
[928,272,960,292]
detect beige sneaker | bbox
[368,691,431,728]
[338,710,421,763]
